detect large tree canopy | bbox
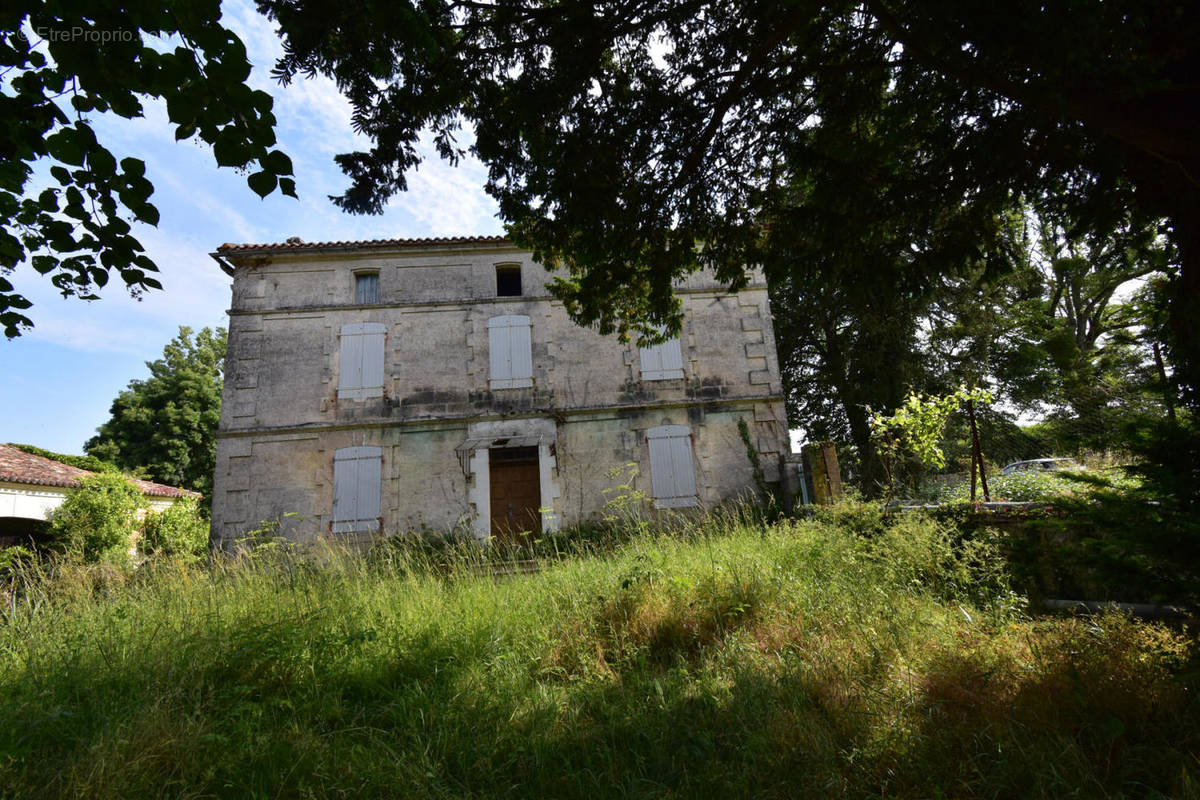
[260,0,1200,397]
[86,326,226,501]
[1,1,295,337]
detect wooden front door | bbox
[489,447,542,543]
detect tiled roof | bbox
[0,444,200,499]
[216,235,511,255]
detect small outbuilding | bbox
[0,444,199,547]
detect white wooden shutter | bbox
[646,425,699,508]
[332,446,381,532]
[648,431,676,500]
[360,328,385,390]
[659,337,684,376]
[332,452,358,526]
[488,315,533,388]
[639,333,685,380]
[667,433,697,498]
[338,323,386,399]
[339,328,364,392]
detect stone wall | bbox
[211,241,790,545]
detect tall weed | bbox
[0,504,1194,798]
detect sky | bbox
[1,0,504,455]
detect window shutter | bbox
[659,337,684,375]
[338,323,386,399]
[668,434,697,498]
[333,446,381,532]
[332,452,358,525]
[488,315,533,388]
[648,433,676,501]
[639,332,684,380]
[489,321,512,380]
[360,328,385,390]
[510,320,532,381]
[339,330,364,392]
[640,342,663,378]
[646,425,698,507]
[357,449,382,521]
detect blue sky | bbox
[1,1,503,455]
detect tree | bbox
[922,203,1180,450]
[1,2,294,337]
[86,326,225,500]
[870,386,993,498]
[762,35,1020,489]
[1017,211,1176,430]
[258,0,1200,400]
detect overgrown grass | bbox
[1,509,1196,798]
[925,463,1144,503]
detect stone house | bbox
[208,236,791,546]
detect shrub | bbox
[987,469,1079,501]
[47,473,145,563]
[142,498,209,560]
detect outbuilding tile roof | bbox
[216,235,510,255]
[0,444,200,498]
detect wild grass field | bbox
[1,506,1196,798]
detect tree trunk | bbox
[1152,340,1177,425]
[1168,201,1200,408]
[820,315,887,495]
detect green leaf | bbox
[120,158,146,177]
[263,150,293,176]
[247,171,277,198]
[88,147,117,177]
[32,255,58,275]
[46,130,84,166]
[137,202,160,226]
[212,129,248,167]
[278,177,298,198]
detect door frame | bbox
[465,418,561,541]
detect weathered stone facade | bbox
[210,236,790,545]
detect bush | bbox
[142,498,209,560]
[47,473,145,563]
[987,469,1079,501]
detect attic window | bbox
[496,265,522,297]
[355,272,379,304]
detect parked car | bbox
[998,457,1079,475]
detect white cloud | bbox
[391,134,502,236]
[223,0,366,157]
